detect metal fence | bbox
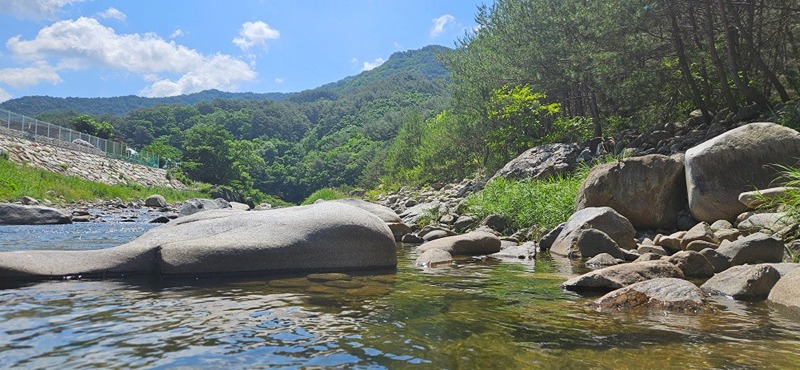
[0,108,160,168]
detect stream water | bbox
[1,222,799,369]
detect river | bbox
[1,221,799,368]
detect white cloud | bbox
[0,0,84,20]
[0,87,12,103]
[393,41,402,49]
[362,58,385,71]
[233,21,280,51]
[430,14,455,37]
[170,28,185,39]
[98,7,126,22]
[0,61,62,88]
[350,57,358,64]
[6,17,257,97]
[274,77,284,84]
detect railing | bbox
[0,108,160,168]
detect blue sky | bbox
[0,0,489,102]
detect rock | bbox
[481,214,510,233]
[21,196,39,205]
[453,215,477,233]
[550,207,637,257]
[737,212,793,232]
[144,194,167,208]
[149,215,171,224]
[178,198,231,217]
[417,231,502,256]
[538,223,564,251]
[230,201,250,211]
[576,154,686,229]
[306,272,352,282]
[492,242,537,260]
[655,232,684,253]
[591,278,710,312]
[572,228,625,259]
[586,253,622,267]
[331,199,402,223]
[763,262,800,277]
[635,253,664,262]
[489,143,580,182]
[768,267,800,309]
[716,232,785,266]
[414,249,454,267]
[681,222,718,249]
[713,228,740,243]
[738,187,793,209]
[684,122,800,222]
[638,244,667,255]
[699,248,732,273]
[422,229,453,242]
[701,264,782,300]
[686,240,719,252]
[401,234,424,244]
[710,219,734,230]
[398,201,441,225]
[0,202,397,279]
[0,203,71,225]
[667,250,715,278]
[562,260,685,292]
[388,222,413,240]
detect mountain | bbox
[0,45,452,118]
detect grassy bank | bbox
[464,166,590,234]
[0,158,209,203]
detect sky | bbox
[0,0,490,102]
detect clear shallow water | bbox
[1,223,800,369]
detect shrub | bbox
[301,188,348,205]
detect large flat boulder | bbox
[684,122,800,222]
[715,232,785,266]
[489,143,580,182]
[0,202,397,279]
[178,198,231,216]
[550,207,637,256]
[591,278,710,312]
[562,260,684,292]
[701,264,781,300]
[576,154,686,229]
[0,203,71,225]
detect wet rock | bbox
[144,194,167,208]
[417,231,501,256]
[591,278,710,312]
[586,253,623,267]
[401,234,424,244]
[562,260,685,292]
[307,273,353,282]
[414,248,454,267]
[492,242,537,260]
[538,223,564,252]
[388,222,413,241]
[572,228,625,259]
[701,264,781,300]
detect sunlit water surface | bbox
[1,222,800,369]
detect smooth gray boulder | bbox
[144,194,167,208]
[0,202,397,279]
[585,253,623,267]
[0,203,71,225]
[701,264,782,300]
[572,228,625,259]
[684,122,800,222]
[179,198,231,216]
[331,198,402,223]
[591,278,710,312]
[699,248,732,273]
[716,232,785,266]
[739,187,793,209]
[492,241,537,260]
[768,267,800,309]
[550,207,637,257]
[576,154,686,229]
[490,143,580,182]
[562,260,685,292]
[414,249,454,267]
[416,230,501,256]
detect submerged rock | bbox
[562,260,684,292]
[591,278,710,312]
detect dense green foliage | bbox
[300,188,348,205]
[464,168,589,233]
[0,157,208,203]
[69,115,114,139]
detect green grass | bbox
[464,167,589,234]
[301,188,348,205]
[0,158,209,203]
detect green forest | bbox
[4,1,799,204]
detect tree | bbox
[70,114,114,139]
[141,136,182,168]
[181,122,236,185]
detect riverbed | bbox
[1,221,799,368]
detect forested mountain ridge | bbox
[0,89,288,117]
